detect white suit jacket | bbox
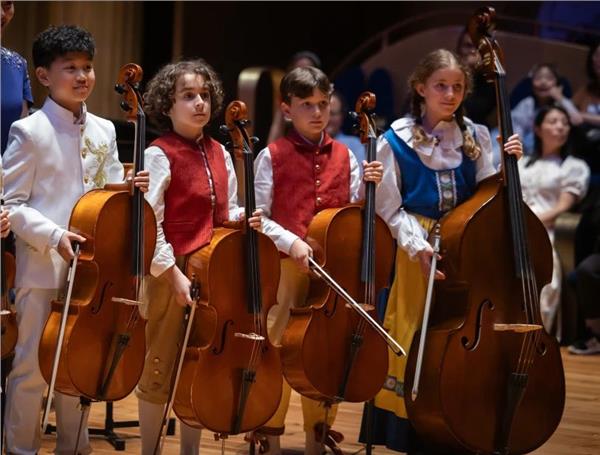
[2,97,124,288]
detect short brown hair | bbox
[279,66,332,104]
[143,59,224,132]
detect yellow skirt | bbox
[374,215,437,419]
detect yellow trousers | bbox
[263,258,338,433]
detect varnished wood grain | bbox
[39,348,599,454]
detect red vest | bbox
[270,130,351,239]
[151,132,229,255]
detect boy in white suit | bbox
[2,25,149,455]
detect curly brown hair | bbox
[408,49,481,160]
[143,59,224,132]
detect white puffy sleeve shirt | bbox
[518,155,590,219]
[144,143,241,277]
[376,117,496,259]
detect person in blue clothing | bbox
[326,91,366,164]
[361,48,522,454]
[1,1,33,154]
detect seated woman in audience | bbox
[518,105,590,335]
[572,42,600,175]
[512,63,583,154]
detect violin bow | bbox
[152,276,200,455]
[410,223,441,401]
[41,243,82,433]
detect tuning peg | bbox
[219,125,230,136]
[114,84,126,94]
[348,111,359,121]
[120,101,132,112]
[251,137,259,145]
[224,141,233,152]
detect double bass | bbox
[173,101,283,436]
[39,64,156,404]
[281,92,398,404]
[404,7,565,454]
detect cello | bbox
[1,206,17,360]
[404,7,565,454]
[38,63,156,406]
[280,92,398,405]
[172,100,283,436]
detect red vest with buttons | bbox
[151,132,229,256]
[269,129,351,239]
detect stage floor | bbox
[39,348,600,454]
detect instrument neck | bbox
[361,135,377,304]
[495,72,529,280]
[131,110,146,282]
[242,145,262,315]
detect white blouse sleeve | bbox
[561,157,590,202]
[254,147,301,254]
[144,145,176,277]
[222,146,243,221]
[348,149,363,203]
[375,134,430,259]
[472,123,497,182]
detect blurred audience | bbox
[326,91,365,163]
[512,63,583,155]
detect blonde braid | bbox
[455,105,481,160]
[410,94,435,149]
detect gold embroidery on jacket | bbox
[83,137,109,188]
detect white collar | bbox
[42,96,87,125]
[391,117,464,156]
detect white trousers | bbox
[4,288,91,455]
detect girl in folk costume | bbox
[137,59,261,455]
[364,49,522,453]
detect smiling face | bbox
[167,72,211,141]
[35,51,95,115]
[281,88,330,143]
[417,66,466,127]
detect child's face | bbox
[281,88,330,142]
[531,66,558,101]
[36,51,95,115]
[168,73,211,140]
[536,108,570,153]
[417,67,466,124]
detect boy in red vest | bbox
[252,66,383,455]
[137,59,261,455]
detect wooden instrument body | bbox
[173,227,283,433]
[404,176,565,454]
[1,251,17,359]
[281,205,394,403]
[39,188,156,401]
